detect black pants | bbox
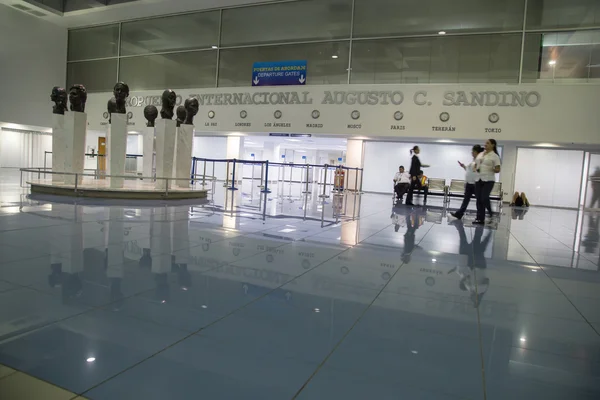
[454,183,476,219]
[395,183,409,200]
[475,180,495,221]
[406,180,427,204]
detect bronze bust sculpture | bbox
[160,89,177,119]
[107,82,129,123]
[176,106,186,127]
[144,105,158,127]
[184,98,199,125]
[51,86,68,115]
[69,84,87,113]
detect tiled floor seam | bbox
[75,219,400,398]
[508,231,600,337]
[289,223,437,399]
[0,362,82,399]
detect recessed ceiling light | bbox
[520,337,526,342]
[211,45,218,49]
[314,308,320,313]
[411,350,418,354]
[432,258,437,263]
[86,357,96,363]
[201,305,208,309]
[438,31,446,35]
[548,60,556,65]
[331,55,339,59]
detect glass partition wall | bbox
[67,0,600,92]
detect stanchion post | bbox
[261,161,271,194]
[190,157,196,185]
[288,163,293,198]
[225,161,230,188]
[259,163,264,190]
[319,164,329,199]
[354,167,359,193]
[43,152,47,179]
[359,168,364,193]
[74,173,78,194]
[229,159,238,191]
[202,160,207,187]
[302,165,310,194]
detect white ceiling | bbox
[1,0,290,28]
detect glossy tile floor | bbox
[1,168,599,399]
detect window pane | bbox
[221,0,352,46]
[120,11,220,56]
[353,0,524,38]
[218,42,350,87]
[351,35,520,84]
[67,60,117,93]
[522,30,599,82]
[68,25,119,61]
[119,51,217,90]
[521,33,544,82]
[350,38,432,84]
[526,0,600,30]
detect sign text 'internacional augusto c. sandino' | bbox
[125,90,542,108]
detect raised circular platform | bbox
[28,178,208,200]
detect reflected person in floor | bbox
[450,222,491,307]
[402,207,426,263]
[589,167,600,208]
[582,214,599,255]
[512,207,529,220]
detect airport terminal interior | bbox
[1,0,600,399]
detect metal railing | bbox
[19,168,216,198]
[191,157,364,199]
[44,151,145,179]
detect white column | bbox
[226,136,244,186]
[107,113,128,188]
[155,119,177,190]
[262,141,280,162]
[346,139,364,191]
[51,114,66,183]
[175,124,194,188]
[142,127,155,179]
[499,142,518,202]
[63,111,87,185]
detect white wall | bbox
[0,130,52,168]
[363,142,501,193]
[0,4,67,128]
[514,148,584,208]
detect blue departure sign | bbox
[252,60,307,86]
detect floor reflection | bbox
[0,174,599,399]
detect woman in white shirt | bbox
[474,139,501,225]
[451,144,483,220]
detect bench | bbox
[392,177,447,202]
[447,179,503,208]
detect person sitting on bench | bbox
[409,170,429,205]
[510,192,530,207]
[393,165,411,202]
